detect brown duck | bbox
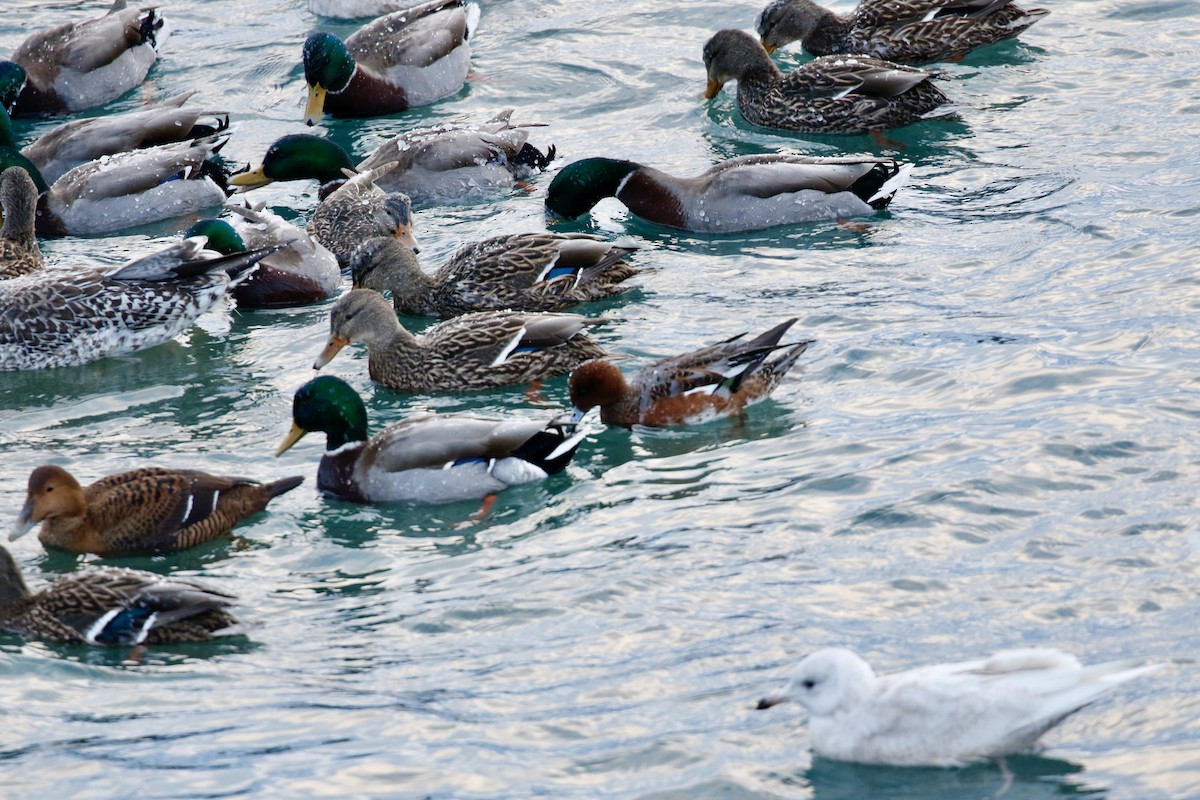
[10,465,303,556]
[0,167,43,280]
[0,544,237,645]
[314,288,608,393]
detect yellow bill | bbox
[276,422,309,457]
[304,84,327,127]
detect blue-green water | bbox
[2,0,1199,797]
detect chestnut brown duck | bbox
[11,465,303,556]
[569,319,811,428]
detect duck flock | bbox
[0,0,1167,771]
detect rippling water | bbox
[2,0,1199,797]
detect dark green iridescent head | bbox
[303,32,356,94]
[0,150,46,193]
[184,219,246,255]
[293,376,370,451]
[545,158,641,220]
[264,134,356,183]
[0,61,26,113]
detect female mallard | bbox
[277,375,585,504]
[302,0,479,125]
[231,111,555,207]
[11,465,303,557]
[307,164,419,266]
[350,232,642,317]
[702,29,950,134]
[4,1,165,115]
[569,319,811,427]
[0,544,237,645]
[756,0,1049,64]
[313,288,606,393]
[0,237,277,370]
[545,154,910,233]
[185,202,341,308]
[0,138,230,238]
[0,167,42,280]
[5,92,229,185]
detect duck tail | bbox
[855,161,912,210]
[766,339,814,380]
[212,244,288,284]
[745,317,799,350]
[262,475,304,499]
[513,142,557,172]
[513,423,587,476]
[138,8,165,49]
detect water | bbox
[1,0,1198,797]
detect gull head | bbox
[757,648,875,717]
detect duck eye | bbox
[45,486,54,493]
[801,679,815,690]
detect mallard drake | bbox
[569,319,811,427]
[185,202,341,308]
[5,92,229,185]
[755,647,1157,766]
[0,237,278,370]
[0,167,42,280]
[231,111,555,207]
[545,154,910,233]
[756,0,1049,64]
[350,233,642,317]
[702,29,950,134]
[0,137,230,237]
[314,288,606,393]
[307,164,419,266]
[277,375,585,504]
[302,0,479,125]
[0,544,237,645]
[11,465,303,557]
[4,1,165,116]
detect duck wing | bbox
[366,414,551,472]
[785,56,934,99]
[348,0,473,72]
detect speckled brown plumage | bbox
[0,167,43,280]
[307,166,418,266]
[0,544,237,645]
[350,233,642,317]
[756,0,1049,64]
[314,288,607,393]
[703,29,950,134]
[12,465,303,556]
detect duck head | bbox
[231,134,357,189]
[303,32,357,126]
[545,158,640,221]
[277,375,370,455]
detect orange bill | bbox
[313,334,349,369]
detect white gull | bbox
[757,647,1159,767]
